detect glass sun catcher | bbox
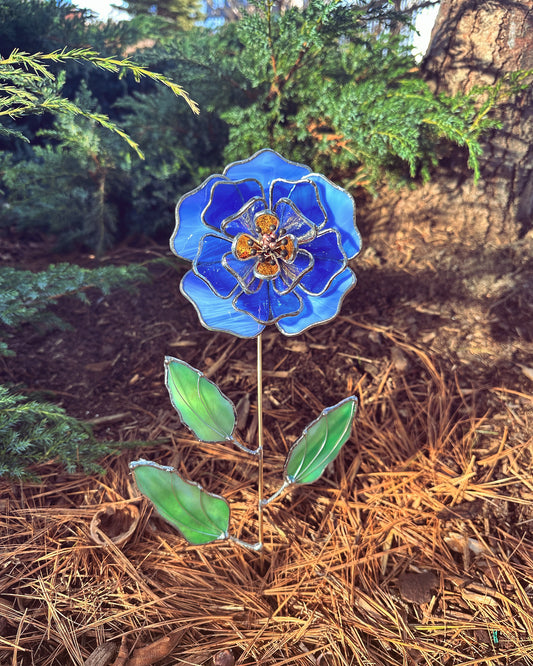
[129,149,361,550]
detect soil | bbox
[1,191,531,443]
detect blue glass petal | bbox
[222,252,262,294]
[274,200,316,242]
[181,272,264,338]
[203,179,264,230]
[224,149,312,194]
[298,230,346,296]
[221,198,267,238]
[193,235,238,298]
[273,249,314,295]
[306,174,361,260]
[234,280,302,324]
[271,179,326,227]
[172,174,228,261]
[277,269,356,336]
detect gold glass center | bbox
[232,211,297,280]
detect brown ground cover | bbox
[1,200,532,665]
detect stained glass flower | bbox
[171,149,361,337]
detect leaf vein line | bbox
[301,411,353,481]
[168,476,220,539]
[196,374,233,440]
[296,414,330,482]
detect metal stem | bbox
[261,479,291,507]
[257,332,264,549]
[228,436,261,456]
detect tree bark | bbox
[418,0,533,241]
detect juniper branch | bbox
[2,48,199,114]
[0,48,199,156]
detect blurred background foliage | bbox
[1,0,497,255]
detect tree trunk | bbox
[418,0,533,242]
[359,1,532,387]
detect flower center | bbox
[233,211,296,279]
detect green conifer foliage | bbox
[2,83,134,255]
[0,386,112,480]
[217,0,500,186]
[0,47,198,151]
[0,262,150,357]
[0,0,88,56]
[0,262,151,479]
[0,43,199,252]
[0,29,195,480]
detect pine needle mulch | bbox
[1,326,533,666]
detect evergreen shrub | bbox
[0,385,121,480]
[0,261,151,479]
[0,22,192,479]
[0,0,505,250]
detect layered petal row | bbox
[171,149,361,338]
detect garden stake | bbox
[129,149,361,552]
[257,332,265,549]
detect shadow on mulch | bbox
[1,233,531,437]
[0,231,532,665]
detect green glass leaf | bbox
[129,459,230,545]
[284,396,358,486]
[165,356,236,442]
